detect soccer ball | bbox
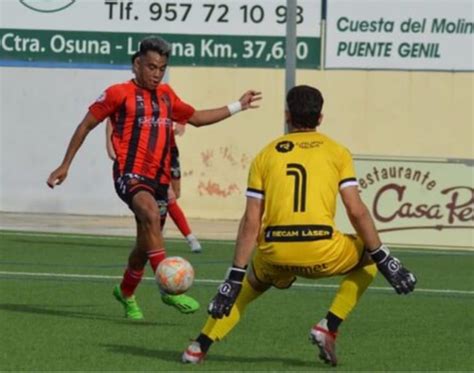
[155,256,194,295]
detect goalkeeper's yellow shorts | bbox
[252,233,366,289]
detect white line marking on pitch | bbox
[0,270,472,296]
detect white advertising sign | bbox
[325,0,474,71]
[0,0,322,68]
[336,156,474,249]
[1,0,321,37]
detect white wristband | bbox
[227,101,242,116]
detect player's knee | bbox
[132,191,159,214]
[138,208,159,225]
[134,201,161,229]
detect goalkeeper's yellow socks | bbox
[328,263,377,322]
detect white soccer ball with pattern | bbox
[156,256,194,295]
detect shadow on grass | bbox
[103,343,317,368]
[0,303,178,327]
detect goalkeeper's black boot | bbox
[310,319,338,367]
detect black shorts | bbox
[114,171,168,217]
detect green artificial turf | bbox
[0,230,473,371]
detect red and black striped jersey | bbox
[89,80,194,182]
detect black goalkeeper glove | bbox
[208,266,247,319]
[370,245,417,295]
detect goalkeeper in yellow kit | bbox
[182,85,417,366]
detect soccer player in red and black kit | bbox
[47,36,261,319]
[107,118,202,252]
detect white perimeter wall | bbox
[1,66,473,220]
[0,67,133,215]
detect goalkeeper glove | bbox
[370,245,417,294]
[208,265,246,319]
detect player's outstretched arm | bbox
[46,112,101,189]
[188,90,262,127]
[340,185,417,294]
[208,197,263,319]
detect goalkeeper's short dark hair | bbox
[286,85,324,129]
[139,36,171,58]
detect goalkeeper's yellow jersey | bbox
[246,131,359,264]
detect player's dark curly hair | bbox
[286,85,324,129]
[130,51,140,64]
[139,36,171,58]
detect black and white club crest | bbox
[387,258,401,273]
[276,140,294,153]
[218,282,232,296]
